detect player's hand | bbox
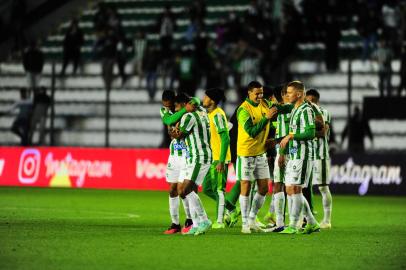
[280,134,292,148]
[216,161,225,173]
[265,107,278,120]
[278,154,286,169]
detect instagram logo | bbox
[18,149,41,184]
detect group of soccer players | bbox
[159,80,333,235]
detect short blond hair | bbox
[287,81,305,92]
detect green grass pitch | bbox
[0,187,405,270]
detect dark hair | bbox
[247,81,262,91]
[174,92,191,104]
[205,88,226,104]
[263,86,274,99]
[287,81,305,92]
[306,88,320,101]
[162,90,175,101]
[272,84,285,103]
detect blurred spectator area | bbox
[0,0,405,150]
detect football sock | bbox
[289,193,303,229]
[181,198,191,219]
[239,195,250,226]
[274,192,285,227]
[269,193,275,213]
[226,180,241,210]
[169,196,179,225]
[302,194,317,225]
[248,193,266,222]
[186,191,208,223]
[217,190,225,223]
[319,185,332,223]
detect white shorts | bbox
[184,162,211,186]
[165,155,187,183]
[236,153,271,181]
[285,159,313,188]
[312,159,331,185]
[273,153,289,183]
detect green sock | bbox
[225,180,240,211]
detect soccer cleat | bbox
[255,217,267,229]
[224,210,231,226]
[263,212,276,226]
[279,226,298,234]
[320,221,331,229]
[249,220,265,233]
[181,219,194,234]
[272,226,285,233]
[227,208,241,227]
[241,225,251,234]
[183,226,199,235]
[300,223,321,234]
[195,219,212,235]
[164,223,181,234]
[212,222,225,229]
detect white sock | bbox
[319,186,332,223]
[248,193,266,223]
[186,195,199,228]
[274,192,285,227]
[287,194,293,215]
[239,195,250,226]
[217,190,225,224]
[289,193,303,229]
[169,196,179,225]
[186,191,208,223]
[269,193,275,213]
[302,194,317,225]
[181,198,191,219]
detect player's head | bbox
[305,88,320,105]
[247,81,263,104]
[203,88,226,108]
[286,80,305,104]
[161,90,175,109]
[281,84,289,104]
[174,92,191,112]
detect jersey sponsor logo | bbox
[173,142,186,151]
[18,149,41,184]
[330,158,402,195]
[289,147,298,154]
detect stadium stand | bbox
[0,0,404,149]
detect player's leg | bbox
[213,163,228,229]
[318,158,332,228]
[164,156,181,234]
[177,182,193,233]
[248,154,269,232]
[182,163,212,235]
[280,159,306,234]
[300,160,320,234]
[237,156,254,233]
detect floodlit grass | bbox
[0,187,405,270]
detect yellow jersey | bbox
[208,107,231,162]
[237,98,270,157]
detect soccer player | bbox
[278,81,320,234]
[236,81,277,234]
[305,89,333,229]
[265,85,291,232]
[174,96,213,236]
[202,88,232,229]
[160,90,193,234]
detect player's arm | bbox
[160,107,187,126]
[237,107,273,138]
[214,113,230,172]
[176,113,195,139]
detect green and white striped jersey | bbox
[160,107,188,157]
[276,112,291,139]
[288,102,315,160]
[179,107,212,164]
[315,106,331,160]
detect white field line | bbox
[0,206,140,219]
